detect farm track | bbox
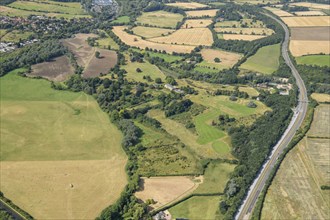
[235,13,308,220]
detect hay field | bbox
[311,93,330,103]
[264,7,294,17]
[281,16,330,27]
[262,104,330,220]
[166,2,208,9]
[185,9,218,18]
[0,159,127,219]
[201,48,242,68]
[308,104,330,138]
[0,69,127,219]
[112,26,195,54]
[169,196,222,220]
[29,56,74,81]
[223,34,266,41]
[214,27,274,35]
[136,11,183,28]
[240,44,280,74]
[290,40,330,56]
[83,49,117,78]
[290,2,330,10]
[296,55,330,67]
[150,28,213,46]
[294,11,326,16]
[291,27,330,41]
[121,60,166,82]
[132,26,175,38]
[135,176,202,209]
[182,19,213,28]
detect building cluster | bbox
[256,77,292,95]
[164,84,184,94]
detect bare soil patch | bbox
[83,49,117,78]
[150,28,213,46]
[281,16,330,27]
[29,56,74,81]
[289,40,330,56]
[291,27,330,41]
[0,159,127,220]
[112,26,195,53]
[135,176,203,210]
[223,34,266,41]
[185,9,218,18]
[201,48,242,68]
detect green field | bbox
[132,26,174,39]
[195,61,226,73]
[136,11,184,28]
[111,16,130,24]
[0,30,34,43]
[122,61,166,82]
[96,36,119,50]
[240,43,280,74]
[195,162,236,194]
[0,69,125,161]
[147,51,183,63]
[169,196,222,219]
[296,55,330,67]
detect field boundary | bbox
[0,192,33,220]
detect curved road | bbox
[235,13,309,220]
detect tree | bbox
[214,57,221,63]
[95,51,101,58]
[247,101,257,108]
[136,68,142,73]
[155,78,162,84]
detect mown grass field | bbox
[146,51,183,63]
[132,26,174,38]
[262,105,330,219]
[169,196,222,219]
[240,43,280,74]
[0,69,127,219]
[96,36,120,50]
[296,55,330,67]
[111,16,130,24]
[136,11,183,28]
[122,60,166,82]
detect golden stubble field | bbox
[150,28,213,46]
[281,16,330,27]
[223,34,266,41]
[264,7,294,17]
[166,2,208,9]
[182,19,213,28]
[289,40,330,56]
[185,9,218,18]
[0,159,127,219]
[201,48,242,68]
[261,104,330,219]
[112,26,195,53]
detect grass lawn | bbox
[195,162,235,194]
[122,60,166,82]
[136,11,183,28]
[169,196,222,219]
[240,43,280,74]
[296,55,330,67]
[111,16,130,24]
[0,68,125,161]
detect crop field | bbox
[223,34,266,41]
[296,55,330,67]
[263,7,294,17]
[281,16,330,27]
[134,121,201,176]
[169,196,222,220]
[262,104,330,220]
[240,44,280,74]
[166,2,208,9]
[201,48,242,68]
[294,11,326,16]
[136,11,183,28]
[214,27,274,35]
[132,26,174,38]
[145,51,183,63]
[0,69,127,219]
[311,93,330,102]
[290,40,330,56]
[195,162,236,194]
[0,30,33,43]
[150,28,213,46]
[291,27,330,41]
[135,176,202,209]
[112,26,195,54]
[121,60,166,82]
[308,104,330,138]
[290,2,330,10]
[194,62,225,73]
[185,9,218,18]
[29,56,74,81]
[182,19,213,28]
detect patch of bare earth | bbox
[83,49,117,78]
[29,56,74,81]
